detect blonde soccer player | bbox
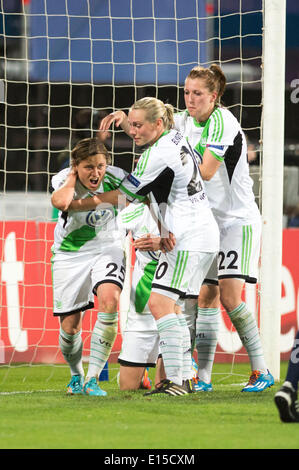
[51,137,127,396]
[99,67,274,393]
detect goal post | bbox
[259,0,286,381]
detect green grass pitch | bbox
[0,361,298,450]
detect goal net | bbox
[0,0,284,386]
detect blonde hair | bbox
[130,97,174,130]
[186,63,226,106]
[71,137,111,166]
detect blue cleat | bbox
[241,369,274,392]
[83,377,107,396]
[193,377,213,392]
[66,375,84,395]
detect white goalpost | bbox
[259,0,286,381]
[0,0,286,384]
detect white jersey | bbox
[174,108,260,229]
[51,165,127,254]
[117,202,160,267]
[117,202,159,329]
[118,129,219,253]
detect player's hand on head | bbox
[99,111,127,130]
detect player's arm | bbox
[51,170,77,212]
[99,111,130,136]
[199,148,222,181]
[68,189,125,212]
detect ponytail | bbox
[187,63,227,106]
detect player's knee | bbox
[198,285,220,308]
[220,293,236,313]
[148,295,159,317]
[98,290,120,313]
[60,313,81,335]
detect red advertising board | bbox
[0,221,298,364]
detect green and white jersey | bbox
[51,165,127,254]
[118,129,219,253]
[117,202,160,268]
[174,108,260,229]
[117,202,159,324]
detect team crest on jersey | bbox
[86,208,115,229]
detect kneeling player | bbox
[116,202,164,390]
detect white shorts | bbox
[204,220,261,285]
[118,250,159,366]
[118,329,159,367]
[52,243,125,316]
[151,248,218,301]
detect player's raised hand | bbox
[99,111,128,131]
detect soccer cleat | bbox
[139,367,152,390]
[66,375,84,395]
[274,382,299,423]
[183,378,196,393]
[241,369,274,392]
[144,379,188,396]
[193,377,213,392]
[83,377,107,396]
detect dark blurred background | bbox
[0,0,297,196]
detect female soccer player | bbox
[116,202,192,391]
[68,97,220,396]
[51,137,127,396]
[173,64,274,392]
[116,202,163,391]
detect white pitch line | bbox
[0,389,63,396]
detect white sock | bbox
[156,313,183,386]
[86,312,118,380]
[196,307,220,383]
[228,302,267,372]
[177,313,193,380]
[59,328,84,377]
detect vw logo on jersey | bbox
[86,207,115,230]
